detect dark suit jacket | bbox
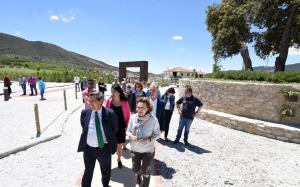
[149,97,165,131]
[130,91,146,112]
[77,107,118,154]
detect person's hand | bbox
[129,135,137,142]
[139,139,150,144]
[178,110,182,116]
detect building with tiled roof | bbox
[164,67,204,79]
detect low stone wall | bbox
[179,79,300,126]
[197,109,300,144]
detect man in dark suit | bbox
[78,91,118,187]
[147,83,166,132]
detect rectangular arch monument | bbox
[119,61,148,83]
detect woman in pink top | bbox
[106,85,130,169]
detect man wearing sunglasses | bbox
[82,79,97,109]
[78,91,118,187]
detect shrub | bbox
[206,71,300,83]
[156,79,170,87]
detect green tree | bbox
[206,0,300,72]
[206,0,254,71]
[212,61,222,73]
[252,0,300,71]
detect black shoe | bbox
[173,140,179,144]
[118,161,123,169]
[136,174,142,185]
[184,141,191,146]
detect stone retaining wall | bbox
[179,80,300,126]
[197,109,300,144]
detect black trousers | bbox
[164,110,173,138]
[30,85,37,95]
[131,151,154,187]
[82,145,111,187]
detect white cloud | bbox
[60,15,70,22]
[49,14,75,22]
[289,47,300,56]
[172,35,183,40]
[15,31,21,36]
[50,15,60,21]
[48,9,78,23]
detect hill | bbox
[0,33,117,71]
[253,63,300,72]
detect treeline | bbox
[0,57,115,83]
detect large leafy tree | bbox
[253,0,300,71]
[206,0,300,72]
[206,0,254,71]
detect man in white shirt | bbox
[74,75,80,92]
[77,91,118,187]
[147,84,165,132]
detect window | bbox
[181,73,183,76]
[187,73,190,76]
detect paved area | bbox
[0,84,82,153]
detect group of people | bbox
[2,75,46,100]
[74,75,107,94]
[77,78,203,187]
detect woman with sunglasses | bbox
[127,97,160,187]
[105,85,130,168]
[130,81,146,113]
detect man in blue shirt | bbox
[173,87,203,146]
[38,77,46,100]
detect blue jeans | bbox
[175,117,193,142]
[40,88,45,99]
[20,84,26,94]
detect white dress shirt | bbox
[149,97,158,116]
[87,107,108,147]
[165,97,171,110]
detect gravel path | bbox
[157,111,300,187]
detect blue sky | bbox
[1,0,299,74]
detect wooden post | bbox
[3,87,9,101]
[34,104,41,137]
[63,89,67,110]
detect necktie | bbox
[95,111,104,149]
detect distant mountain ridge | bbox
[253,63,300,71]
[0,33,117,71]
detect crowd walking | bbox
[2,75,203,187]
[75,77,203,187]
